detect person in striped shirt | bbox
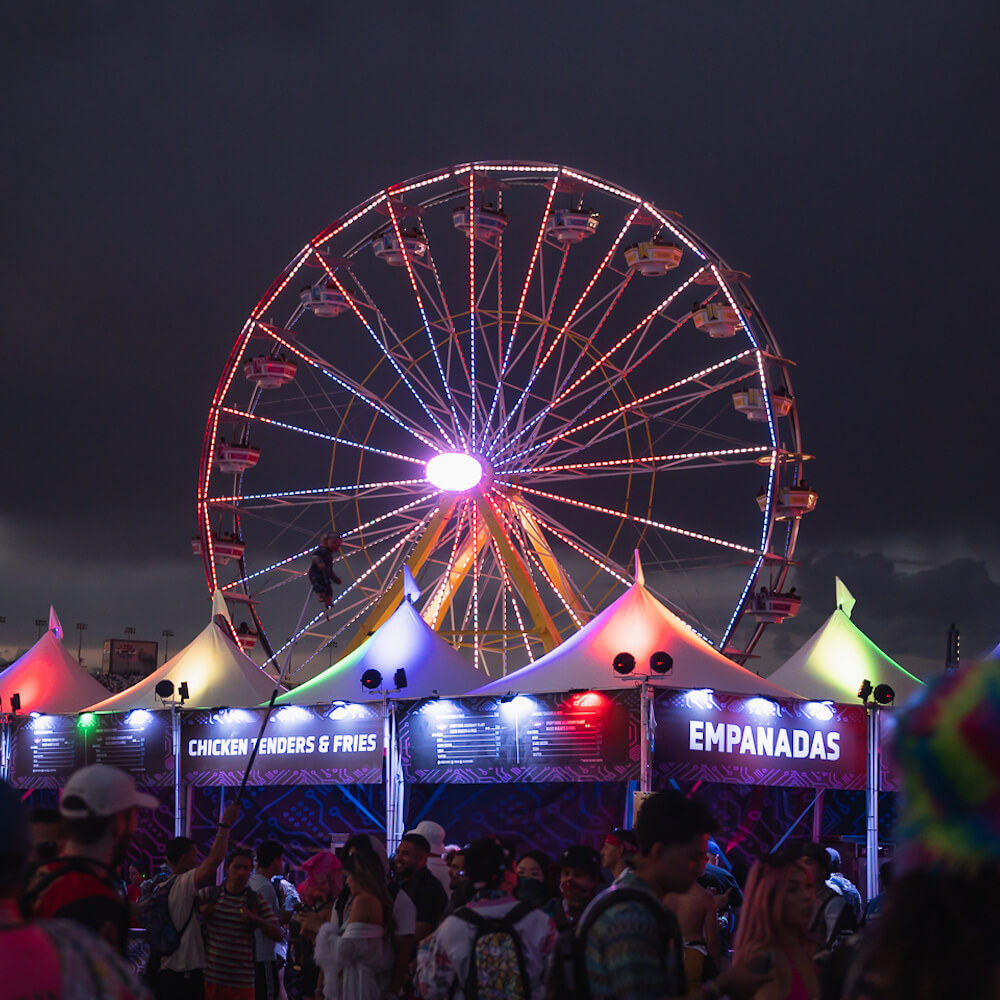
[198,847,282,1000]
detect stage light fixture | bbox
[77,712,97,730]
[177,682,189,703]
[613,652,636,675]
[873,683,895,705]
[650,651,673,674]
[9,693,20,713]
[155,679,175,699]
[394,668,408,690]
[857,679,873,704]
[360,669,382,691]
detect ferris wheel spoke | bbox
[216,405,427,466]
[310,256,459,440]
[385,197,468,448]
[504,444,771,480]
[252,326,445,451]
[489,267,709,464]
[502,207,642,447]
[503,481,761,557]
[479,174,562,452]
[500,350,755,469]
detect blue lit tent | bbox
[275,569,486,704]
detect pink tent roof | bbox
[85,621,278,712]
[0,629,111,715]
[472,575,798,698]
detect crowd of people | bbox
[2,656,998,1000]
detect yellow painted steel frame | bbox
[474,495,562,653]
[338,500,457,656]
[423,507,490,630]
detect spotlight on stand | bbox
[360,669,382,691]
[393,668,408,691]
[857,679,873,704]
[9,693,21,714]
[613,652,636,675]
[650,651,673,675]
[177,682,189,704]
[154,679,175,700]
[873,683,895,706]
[499,693,515,704]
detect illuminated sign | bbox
[399,689,640,783]
[181,704,383,786]
[654,689,867,789]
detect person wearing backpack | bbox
[151,800,241,1000]
[414,837,556,1000]
[25,763,159,955]
[574,790,771,1000]
[197,846,283,1000]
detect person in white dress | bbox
[315,848,395,1000]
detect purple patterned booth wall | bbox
[653,689,868,790]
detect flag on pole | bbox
[212,589,232,623]
[48,605,63,640]
[835,577,856,619]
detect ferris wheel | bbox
[196,161,815,681]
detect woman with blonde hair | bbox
[732,853,819,1000]
[315,847,395,1000]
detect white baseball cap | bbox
[406,820,447,856]
[60,764,159,819]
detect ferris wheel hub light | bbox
[426,452,485,492]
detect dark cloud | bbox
[1,1,996,664]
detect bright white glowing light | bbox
[804,701,835,722]
[499,694,537,720]
[426,453,484,492]
[747,696,780,718]
[126,709,154,729]
[685,689,716,711]
[274,705,311,724]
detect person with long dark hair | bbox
[315,847,394,1000]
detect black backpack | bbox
[451,900,534,1000]
[545,885,682,1000]
[138,874,198,957]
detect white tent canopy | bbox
[0,625,111,715]
[85,620,278,712]
[276,592,485,705]
[472,560,798,698]
[766,578,925,704]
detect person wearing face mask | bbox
[514,850,555,909]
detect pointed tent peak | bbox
[48,606,64,640]
[835,577,856,619]
[633,550,645,587]
[402,566,421,604]
[211,589,232,623]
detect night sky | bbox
[2,2,997,679]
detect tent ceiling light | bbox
[425,452,485,492]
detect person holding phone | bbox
[731,854,819,1000]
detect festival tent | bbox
[0,608,111,714]
[275,571,485,704]
[765,578,925,704]
[84,616,278,712]
[471,558,798,698]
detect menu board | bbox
[8,711,171,789]
[399,689,640,783]
[181,704,384,786]
[653,689,868,790]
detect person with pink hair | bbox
[731,854,819,1000]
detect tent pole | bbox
[172,704,182,837]
[865,705,881,902]
[639,676,651,794]
[811,788,824,842]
